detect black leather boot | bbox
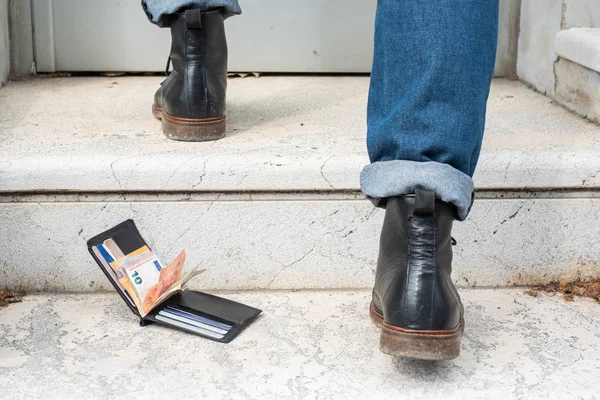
[370,189,464,360]
[152,9,228,141]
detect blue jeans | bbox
[143,0,499,220]
[142,0,241,25]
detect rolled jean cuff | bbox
[142,0,241,26]
[360,160,474,220]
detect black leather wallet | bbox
[87,219,261,343]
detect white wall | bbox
[517,0,600,95]
[563,0,600,28]
[21,0,520,76]
[0,0,9,85]
[495,0,522,77]
[517,0,563,96]
[518,0,600,122]
[8,0,34,76]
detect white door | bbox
[31,0,518,75]
[33,0,377,72]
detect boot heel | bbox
[154,106,226,142]
[370,302,462,360]
[379,322,462,361]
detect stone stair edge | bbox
[3,149,600,192]
[555,28,600,74]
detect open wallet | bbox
[87,219,261,343]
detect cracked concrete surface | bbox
[1,76,600,291]
[0,289,599,399]
[1,77,600,192]
[554,57,600,123]
[2,196,600,291]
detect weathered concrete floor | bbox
[0,289,598,399]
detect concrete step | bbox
[0,289,598,399]
[1,76,600,291]
[555,28,600,122]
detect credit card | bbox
[92,246,134,306]
[155,314,225,340]
[158,310,229,335]
[103,238,125,259]
[93,246,114,276]
[164,306,233,330]
[97,243,114,263]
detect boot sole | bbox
[152,105,226,142]
[370,302,463,361]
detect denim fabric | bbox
[142,0,498,219]
[142,0,241,26]
[362,0,498,220]
[361,161,474,220]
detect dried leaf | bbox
[563,294,575,302]
[38,72,72,79]
[525,279,600,303]
[227,72,261,78]
[0,290,24,308]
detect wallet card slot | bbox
[161,305,232,332]
[169,291,262,324]
[109,228,147,255]
[88,220,148,254]
[144,305,233,342]
[154,314,227,340]
[89,246,140,317]
[87,220,150,318]
[146,300,235,331]
[143,290,261,343]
